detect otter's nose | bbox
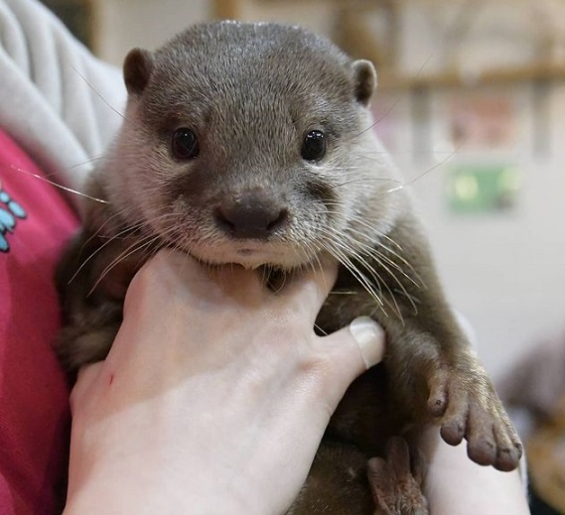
[214,193,288,239]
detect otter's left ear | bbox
[352,60,377,106]
[123,48,154,96]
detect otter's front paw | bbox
[426,359,522,471]
[368,437,428,515]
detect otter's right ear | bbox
[123,48,154,95]
[351,60,377,107]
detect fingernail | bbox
[349,316,385,368]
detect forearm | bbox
[63,430,252,515]
[420,427,530,515]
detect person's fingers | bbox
[347,317,387,369]
[125,249,265,318]
[313,317,386,407]
[277,259,339,320]
[124,249,197,316]
[161,250,264,298]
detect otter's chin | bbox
[187,243,313,270]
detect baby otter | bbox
[56,21,522,514]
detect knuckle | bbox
[297,349,335,393]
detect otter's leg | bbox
[287,440,374,514]
[368,437,428,515]
[288,437,428,515]
[379,214,522,471]
[55,229,145,375]
[319,211,522,472]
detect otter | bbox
[56,21,522,514]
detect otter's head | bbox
[103,21,399,269]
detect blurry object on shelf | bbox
[376,0,565,92]
[449,92,518,153]
[444,0,554,77]
[528,398,565,515]
[498,331,565,515]
[212,0,240,19]
[212,0,335,36]
[447,163,521,215]
[333,0,400,74]
[39,0,95,49]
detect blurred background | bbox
[41,1,565,510]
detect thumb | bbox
[315,316,386,398]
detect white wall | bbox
[95,0,210,65]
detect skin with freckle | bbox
[55,21,522,514]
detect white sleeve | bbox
[0,0,126,210]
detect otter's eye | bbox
[301,130,326,161]
[172,128,199,159]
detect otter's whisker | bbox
[343,225,424,290]
[88,231,165,296]
[72,211,178,284]
[321,239,385,311]
[9,164,108,204]
[70,65,127,122]
[322,229,403,320]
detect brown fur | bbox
[56,21,522,514]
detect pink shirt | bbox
[0,129,78,514]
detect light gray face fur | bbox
[102,21,402,269]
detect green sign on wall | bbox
[447,164,521,214]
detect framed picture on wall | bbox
[447,162,521,214]
[448,92,518,153]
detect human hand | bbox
[63,250,385,515]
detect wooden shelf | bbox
[378,63,565,92]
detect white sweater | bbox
[0,0,126,211]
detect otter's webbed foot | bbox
[368,437,428,515]
[426,356,522,472]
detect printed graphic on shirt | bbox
[0,180,27,252]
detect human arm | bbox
[420,427,530,514]
[418,391,530,515]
